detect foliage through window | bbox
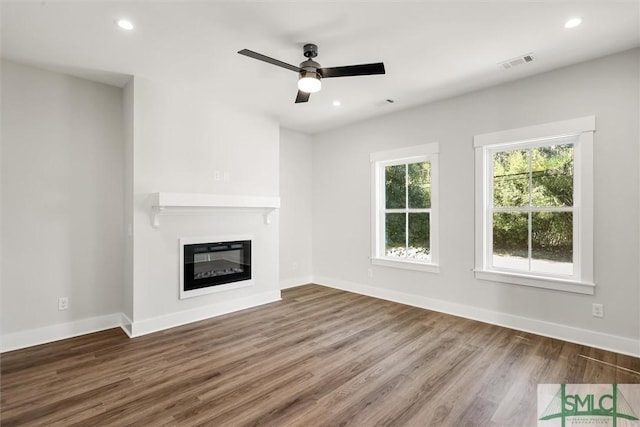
[371,143,439,272]
[385,161,431,260]
[490,141,574,276]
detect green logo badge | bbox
[538,384,640,427]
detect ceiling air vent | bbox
[500,53,533,69]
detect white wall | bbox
[122,79,134,327]
[279,128,313,288]
[129,78,281,335]
[1,61,125,343]
[312,48,640,355]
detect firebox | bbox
[180,238,252,299]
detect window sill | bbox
[371,257,440,273]
[474,270,595,295]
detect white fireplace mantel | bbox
[150,192,280,228]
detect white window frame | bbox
[370,143,439,273]
[474,116,595,294]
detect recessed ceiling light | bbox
[564,17,582,29]
[116,19,134,31]
[332,100,341,107]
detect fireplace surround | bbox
[179,235,253,299]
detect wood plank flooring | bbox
[1,284,639,426]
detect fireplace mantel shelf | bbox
[150,192,280,228]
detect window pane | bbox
[532,212,573,275]
[385,213,406,257]
[493,149,530,208]
[385,165,406,209]
[492,212,528,271]
[408,161,431,208]
[532,144,574,207]
[408,213,430,260]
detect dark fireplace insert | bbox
[183,240,251,291]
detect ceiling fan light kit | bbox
[238,43,385,103]
[298,70,322,93]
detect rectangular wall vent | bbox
[500,53,534,69]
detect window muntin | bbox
[489,138,575,277]
[371,143,439,272]
[383,160,431,261]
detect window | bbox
[371,143,439,272]
[474,117,595,294]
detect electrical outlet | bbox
[592,303,604,318]
[214,170,221,181]
[58,297,69,311]
[367,268,373,278]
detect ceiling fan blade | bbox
[295,90,310,103]
[319,62,386,78]
[238,49,301,72]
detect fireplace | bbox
[180,236,252,299]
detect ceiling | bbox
[2,1,639,134]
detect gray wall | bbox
[1,61,125,334]
[279,128,313,288]
[122,79,134,326]
[311,48,639,353]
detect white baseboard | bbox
[129,290,281,337]
[120,313,133,337]
[1,313,125,353]
[280,276,313,290]
[1,291,281,351]
[313,276,640,358]
[5,281,635,357]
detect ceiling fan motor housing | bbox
[299,59,320,70]
[299,59,321,81]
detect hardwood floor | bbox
[1,284,639,426]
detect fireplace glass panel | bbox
[184,240,251,291]
[193,246,245,279]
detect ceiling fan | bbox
[238,43,386,103]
